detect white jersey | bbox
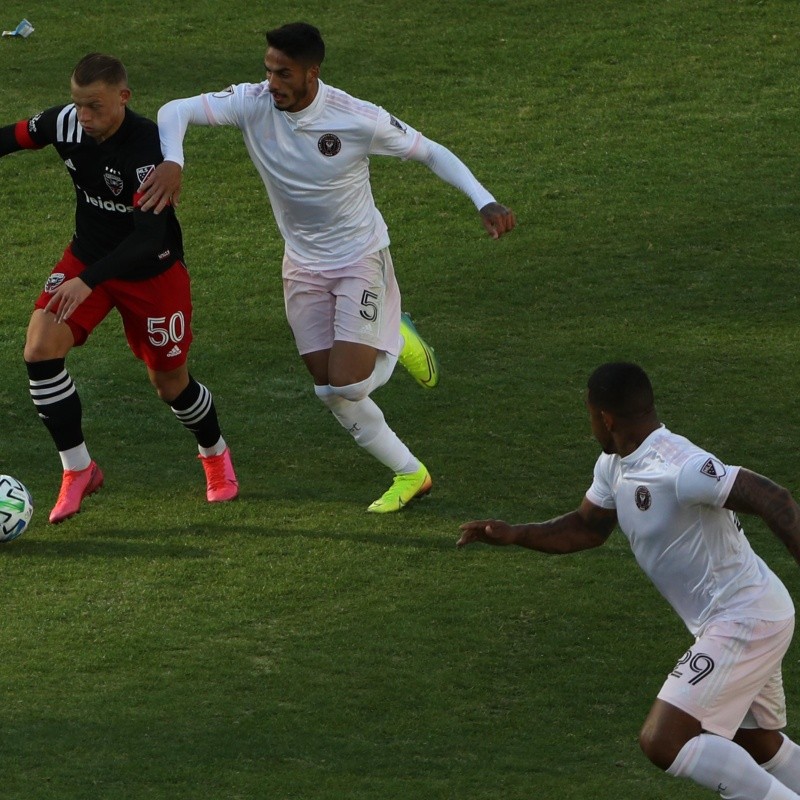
[159,80,495,270]
[586,426,793,636]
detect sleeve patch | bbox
[700,457,726,481]
[389,115,407,133]
[136,164,156,186]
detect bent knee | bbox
[24,334,71,363]
[330,375,374,402]
[639,726,684,772]
[24,310,74,362]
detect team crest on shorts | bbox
[318,133,342,157]
[635,485,652,511]
[44,273,66,293]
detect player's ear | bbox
[119,87,132,105]
[600,410,615,431]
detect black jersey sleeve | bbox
[0,111,53,156]
[1,106,68,155]
[0,123,25,156]
[78,207,170,287]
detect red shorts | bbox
[35,246,194,371]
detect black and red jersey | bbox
[1,104,183,287]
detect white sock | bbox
[667,733,799,799]
[59,443,91,472]
[763,735,800,793]
[315,384,415,473]
[198,436,227,458]
[372,352,397,391]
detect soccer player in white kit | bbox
[139,22,516,512]
[458,363,800,800]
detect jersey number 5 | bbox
[359,290,379,322]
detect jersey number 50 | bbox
[147,313,186,347]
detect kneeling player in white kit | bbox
[140,22,515,513]
[459,362,800,800]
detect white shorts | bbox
[282,249,402,357]
[657,616,794,739]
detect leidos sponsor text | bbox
[81,189,134,213]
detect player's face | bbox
[588,400,616,455]
[70,79,130,143]
[264,47,319,112]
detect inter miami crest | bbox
[635,485,652,511]
[317,133,342,157]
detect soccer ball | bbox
[0,475,34,543]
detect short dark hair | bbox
[587,362,655,417]
[72,53,128,87]
[265,22,325,66]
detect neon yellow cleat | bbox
[367,463,432,513]
[399,312,440,388]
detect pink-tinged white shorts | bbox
[657,616,794,738]
[282,248,401,357]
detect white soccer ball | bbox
[0,475,34,543]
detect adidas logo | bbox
[166,345,182,358]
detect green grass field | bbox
[1,1,799,798]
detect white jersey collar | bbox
[282,80,327,130]
[620,424,667,465]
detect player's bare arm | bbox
[724,468,800,565]
[138,160,183,214]
[479,201,516,240]
[458,497,616,552]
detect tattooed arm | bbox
[724,469,800,565]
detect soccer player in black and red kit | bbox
[0,53,238,522]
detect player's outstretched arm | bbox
[139,95,213,213]
[724,468,800,565]
[458,498,616,553]
[409,136,516,239]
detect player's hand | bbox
[457,519,517,548]
[44,277,92,324]
[479,202,516,240]
[138,161,183,214]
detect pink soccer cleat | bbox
[49,461,104,524]
[198,447,239,502]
